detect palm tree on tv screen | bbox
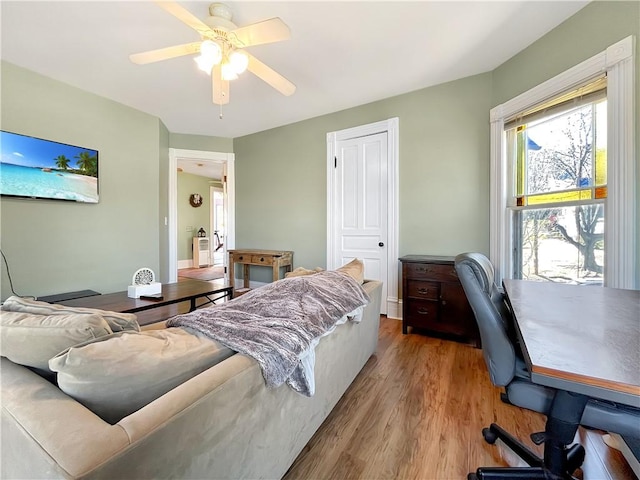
[54,155,70,170]
[75,151,97,177]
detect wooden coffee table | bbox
[58,279,232,326]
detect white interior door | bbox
[333,132,388,313]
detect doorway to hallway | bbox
[168,148,235,284]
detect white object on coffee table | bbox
[127,268,162,298]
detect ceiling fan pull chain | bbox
[219,103,223,120]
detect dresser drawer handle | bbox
[238,256,244,261]
[260,257,265,262]
[417,288,429,295]
[417,308,429,315]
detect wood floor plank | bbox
[284,317,637,480]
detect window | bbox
[490,36,636,289]
[506,84,607,284]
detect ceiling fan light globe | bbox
[194,55,214,74]
[229,50,249,74]
[221,62,239,81]
[199,40,222,63]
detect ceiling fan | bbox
[130,2,296,107]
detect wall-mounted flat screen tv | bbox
[0,130,99,203]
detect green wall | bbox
[233,73,493,283]
[492,0,640,285]
[0,62,162,299]
[492,1,639,107]
[177,173,212,262]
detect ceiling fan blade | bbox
[229,18,290,48]
[129,42,201,65]
[247,53,296,96]
[154,1,211,37]
[212,64,230,105]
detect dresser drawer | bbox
[405,299,439,328]
[404,262,457,282]
[251,255,274,265]
[405,299,468,336]
[406,280,439,300]
[407,300,438,321]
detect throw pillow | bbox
[284,267,325,278]
[0,311,113,371]
[49,327,235,424]
[1,296,140,333]
[336,258,365,284]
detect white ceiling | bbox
[178,157,225,179]
[1,1,588,141]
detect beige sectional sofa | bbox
[1,279,382,479]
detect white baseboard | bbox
[386,299,402,319]
[179,259,218,269]
[178,259,193,269]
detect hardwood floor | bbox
[177,265,225,281]
[284,316,637,480]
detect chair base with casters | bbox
[468,423,585,480]
[471,386,592,479]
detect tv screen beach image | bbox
[0,131,98,203]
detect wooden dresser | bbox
[399,255,479,347]
[228,249,293,296]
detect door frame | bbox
[326,118,400,318]
[168,148,235,283]
[209,183,225,266]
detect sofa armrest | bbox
[1,358,130,479]
[117,353,255,442]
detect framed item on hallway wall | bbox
[189,193,203,207]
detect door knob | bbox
[378,242,384,247]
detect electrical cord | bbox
[1,248,35,300]
[0,248,19,296]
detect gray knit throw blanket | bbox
[167,270,370,396]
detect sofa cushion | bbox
[1,296,140,333]
[284,267,324,278]
[336,258,365,284]
[49,327,236,424]
[0,311,113,371]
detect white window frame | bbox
[490,35,636,289]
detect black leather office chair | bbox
[454,252,640,480]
